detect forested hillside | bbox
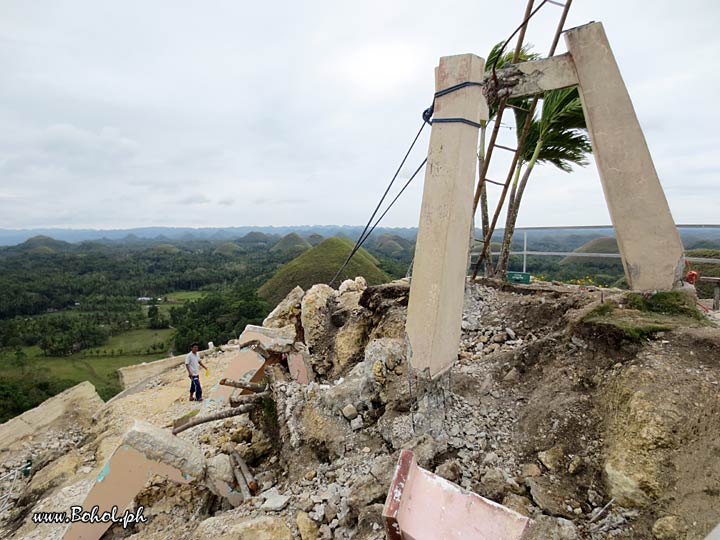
[1,226,718,422]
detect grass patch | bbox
[165,291,206,302]
[1,326,176,413]
[85,328,174,355]
[625,291,703,319]
[583,292,709,341]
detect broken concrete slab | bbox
[64,421,205,540]
[239,324,296,352]
[287,351,312,384]
[206,348,266,405]
[0,381,103,450]
[383,450,531,540]
[123,421,207,478]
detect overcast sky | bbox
[1,0,718,230]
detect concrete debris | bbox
[195,515,293,540]
[341,404,358,420]
[652,515,688,540]
[263,285,304,330]
[260,487,291,511]
[2,279,718,540]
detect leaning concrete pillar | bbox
[406,54,487,377]
[565,22,684,291]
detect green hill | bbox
[307,233,324,246]
[213,242,242,256]
[269,233,312,257]
[237,231,278,246]
[373,234,414,257]
[258,237,389,305]
[13,235,72,254]
[560,237,621,266]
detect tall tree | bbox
[495,85,592,276]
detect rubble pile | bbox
[1,277,719,540]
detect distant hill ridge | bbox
[0,226,419,246]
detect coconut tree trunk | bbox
[496,139,543,277]
[496,165,524,276]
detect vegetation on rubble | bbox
[625,291,704,319]
[582,292,708,341]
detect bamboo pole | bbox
[219,378,268,393]
[228,452,252,498]
[229,391,270,407]
[172,403,256,435]
[231,450,258,494]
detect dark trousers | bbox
[189,376,202,400]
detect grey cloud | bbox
[176,194,211,205]
[0,0,718,229]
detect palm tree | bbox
[476,43,538,274]
[494,85,592,276]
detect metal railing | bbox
[473,224,720,273]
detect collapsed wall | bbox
[0,381,103,451]
[117,348,213,390]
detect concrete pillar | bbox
[565,22,685,291]
[406,54,487,377]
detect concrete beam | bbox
[489,53,578,99]
[406,53,487,378]
[565,22,684,290]
[383,450,531,539]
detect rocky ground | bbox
[1,277,719,540]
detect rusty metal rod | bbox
[472,0,536,215]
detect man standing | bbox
[185,343,207,401]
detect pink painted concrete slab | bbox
[206,349,265,404]
[287,352,310,384]
[384,450,531,540]
[63,446,188,540]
